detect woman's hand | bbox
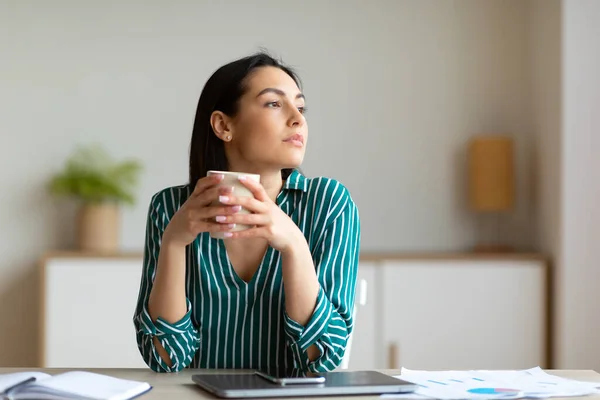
[216,177,303,252]
[162,174,241,247]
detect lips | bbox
[284,134,304,145]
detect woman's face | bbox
[223,66,307,173]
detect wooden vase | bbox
[77,203,120,253]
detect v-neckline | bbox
[220,240,272,288]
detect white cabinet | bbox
[380,258,546,370]
[349,256,548,371]
[40,253,147,368]
[39,252,548,370]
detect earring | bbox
[225,135,231,141]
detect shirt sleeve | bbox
[132,193,201,372]
[282,188,361,372]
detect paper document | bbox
[382,367,600,399]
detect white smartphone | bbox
[255,368,326,385]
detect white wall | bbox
[0,1,534,366]
[530,0,562,260]
[531,0,600,370]
[559,0,600,369]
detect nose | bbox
[287,105,305,128]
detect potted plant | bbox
[49,145,143,253]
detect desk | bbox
[1,369,599,399]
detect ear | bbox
[210,111,233,143]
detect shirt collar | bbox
[282,169,308,192]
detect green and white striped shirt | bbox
[133,170,361,373]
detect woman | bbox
[133,51,361,373]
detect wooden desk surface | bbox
[1,368,598,399]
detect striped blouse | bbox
[133,169,361,373]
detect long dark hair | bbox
[188,51,302,187]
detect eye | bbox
[265,101,281,108]
[297,106,307,115]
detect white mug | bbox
[207,170,260,239]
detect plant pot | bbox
[77,203,120,253]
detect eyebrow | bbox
[256,88,305,100]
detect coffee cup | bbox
[207,170,260,239]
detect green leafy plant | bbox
[49,145,143,206]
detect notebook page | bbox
[27,371,151,400]
[0,372,51,393]
[386,367,600,400]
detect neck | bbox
[259,171,284,202]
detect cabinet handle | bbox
[388,342,399,369]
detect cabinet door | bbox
[43,257,148,368]
[345,262,379,370]
[380,260,546,370]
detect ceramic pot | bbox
[77,203,120,252]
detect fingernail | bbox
[215,216,226,222]
[219,195,229,203]
[238,176,246,181]
[232,205,242,212]
[223,232,233,238]
[228,224,236,229]
[214,174,224,180]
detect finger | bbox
[200,204,242,219]
[227,227,265,239]
[204,221,237,233]
[196,185,235,206]
[217,194,268,213]
[214,213,269,226]
[192,174,224,197]
[238,176,269,202]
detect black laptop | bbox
[191,370,417,398]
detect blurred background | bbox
[0,0,598,372]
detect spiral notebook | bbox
[0,371,151,400]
